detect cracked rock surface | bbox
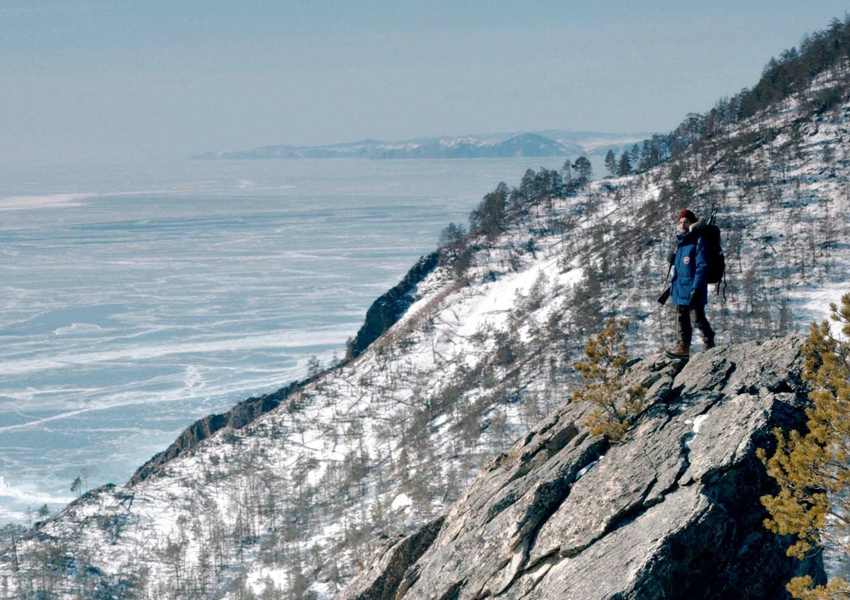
[338,335,824,600]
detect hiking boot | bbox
[703,335,716,350]
[665,341,690,360]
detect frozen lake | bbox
[0,156,571,522]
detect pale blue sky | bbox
[1,1,849,165]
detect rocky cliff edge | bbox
[340,335,824,600]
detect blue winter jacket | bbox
[671,224,709,306]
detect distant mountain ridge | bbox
[194,131,649,160]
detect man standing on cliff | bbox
[666,209,715,360]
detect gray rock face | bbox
[347,252,440,359]
[342,517,445,600]
[129,376,313,485]
[339,335,824,600]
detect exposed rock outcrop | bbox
[347,252,440,359]
[129,376,313,485]
[343,517,446,600]
[339,335,824,600]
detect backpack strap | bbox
[715,269,728,301]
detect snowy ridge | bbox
[193,131,639,160]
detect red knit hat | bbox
[678,209,696,222]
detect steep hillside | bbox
[5,18,850,600]
[340,335,822,600]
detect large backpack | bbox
[698,210,726,295]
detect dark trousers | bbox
[676,303,714,347]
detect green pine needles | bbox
[573,318,646,443]
[759,292,850,599]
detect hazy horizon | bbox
[3,1,850,166]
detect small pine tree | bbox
[306,356,322,378]
[70,476,82,498]
[617,152,632,177]
[604,149,617,177]
[439,222,467,258]
[758,291,850,599]
[573,318,645,442]
[560,158,573,183]
[573,156,593,181]
[629,143,640,167]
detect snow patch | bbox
[684,415,709,449]
[391,494,412,511]
[575,460,598,480]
